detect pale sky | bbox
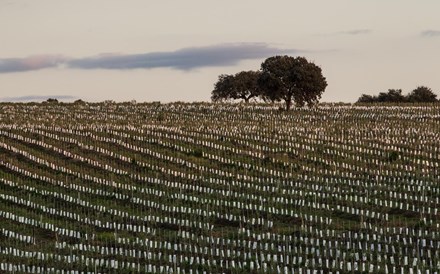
[1,0,439,102]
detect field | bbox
[0,102,439,273]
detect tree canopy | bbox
[377,89,405,103]
[211,71,262,103]
[211,56,327,109]
[211,74,235,102]
[259,56,327,110]
[406,86,438,102]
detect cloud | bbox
[68,43,298,71]
[337,29,372,35]
[0,95,77,102]
[0,55,66,73]
[421,30,440,37]
[0,43,298,74]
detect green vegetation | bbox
[358,86,438,103]
[212,55,327,110]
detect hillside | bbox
[0,102,439,273]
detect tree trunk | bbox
[285,99,292,111]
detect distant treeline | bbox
[357,86,438,103]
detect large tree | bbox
[406,86,438,102]
[211,71,262,103]
[259,56,327,110]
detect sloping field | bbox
[0,102,439,273]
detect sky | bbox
[0,0,439,103]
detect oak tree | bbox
[211,71,263,103]
[259,56,327,110]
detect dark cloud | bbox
[0,95,77,102]
[0,55,65,73]
[0,44,298,74]
[337,29,372,35]
[68,43,298,71]
[421,30,440,37]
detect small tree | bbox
[231,71,263,103]
[259,56,327,110]
[406,86,438,102]
[211,71,262,103]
